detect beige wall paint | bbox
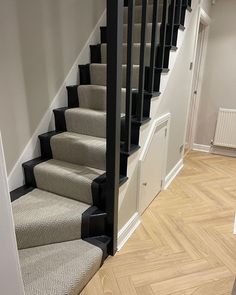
[195,0,236,145]
[0,0,105,174]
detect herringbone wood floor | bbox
[81,151,236,295]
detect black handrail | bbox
[106,0,123,255]
[124,0,135,153]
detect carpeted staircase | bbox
[10,0,191,294]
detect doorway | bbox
[185,12,211,153]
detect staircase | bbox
[10,0,192,294]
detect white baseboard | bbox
[193,143,236,158]
[117,212,140,251]
[8,10,106,191]
[164,158,184,190]
[192,143,211,153]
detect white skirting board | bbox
[193,143,236,157]
[7,10,106,191]
[192,144,211,153]
[117,213,140,251]
[164,158,184,190]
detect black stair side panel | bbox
[81,206,107,239]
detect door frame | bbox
[137,113,171,214]
[185,8,211,151]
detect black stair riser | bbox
[22,158,48,187]
[66,85,79,108]
[53,108,68,132]
[79,64,91,85]
[100,27,107,44]
[90,44,102,63]
[38,131,62,159]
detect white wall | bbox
[195,0,236,146]
[0,132,24,295]
[0,0,105,175]
[156,5,200,173]
[201,0,212,16]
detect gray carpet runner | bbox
[19,239,102,295]
[13,1,165,294]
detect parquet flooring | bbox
[81,151,236,294]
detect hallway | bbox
[82,151,236,294]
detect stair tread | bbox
[19,239,103,295]
[34,159,104,204]
[50,132,106,170]
[13,188,90,249]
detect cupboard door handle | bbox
[142,182,148,186]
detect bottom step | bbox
[19,239,103,295]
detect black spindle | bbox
[124,0,135,153]
[158,0,170,69]
[136,0,148,122]
[168,0,177,46]
[148,0,159,93]
[106,0,123,255]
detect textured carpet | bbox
[13,189,90,249]
[19,239,102,295]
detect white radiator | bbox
[213,108,236,148]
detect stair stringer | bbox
[118,0,201,248]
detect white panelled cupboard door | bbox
[139,124,167,214]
